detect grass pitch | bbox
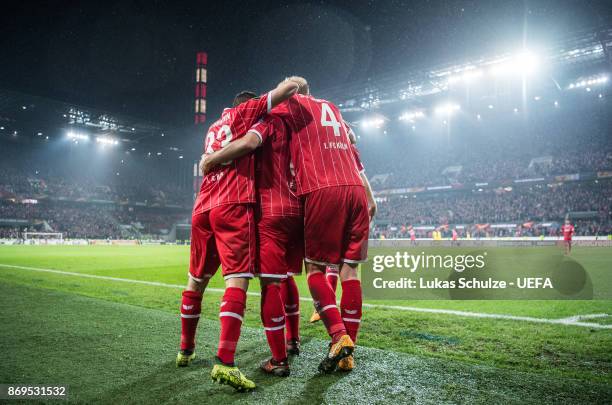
[0,245,611,403]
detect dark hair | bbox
[233,91,257,107]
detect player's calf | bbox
[261,282,288,364]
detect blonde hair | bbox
[281,76,309,95]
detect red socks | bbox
[261,284,287,362]
[217,287,247,365]
[180,290,203,350]
[326,266,339,293]
[280,276,300,343]
[307,271,346,342]
[340,279,362,343]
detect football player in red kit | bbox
[201,103,304,377]
[176,80,298,392]
[273,76,370,373]
[308,127,377,364]
[561,218,575,255]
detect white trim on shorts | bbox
[342,257,368,264]
[188,272,213,282]
[223,273,254,280]
[258,273,289,279]
[305,257,337,267]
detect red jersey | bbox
[193,93,271,214]
[561,224,575,241]
[249,115,303,217]
[273,94,363,195]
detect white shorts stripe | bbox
[180,314,201,319]
[342,258,368,264]
[259,274,289,279]
[223,273,254,280]
[188,272,212,282]
[219,311,243,321]
[342,317,361,323]
[321,304,337,313]
[305,257,337,267]
[264,324,285,331]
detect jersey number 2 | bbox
[205,125,233,165]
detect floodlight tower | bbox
[194,52,207,125]
[193,51,207,201]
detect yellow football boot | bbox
[175,350,195,367]
[337,354,354,371]
[318,334,354,373]
[211,364,256,392]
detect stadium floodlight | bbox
[96,136,119,146]
[67,130,89,141]
[489,50,538,76]
[398,110,425,122]
[360,117,385,129]
[434,103,460,115]
[447,68,483,85]
[569,75,608,90]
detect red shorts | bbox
[257,215,304,279]
[303,185,369,266]
[189,204,256,281]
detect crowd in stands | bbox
[373,181,612,238]
[360,105,612,190]
[1,96,611,239]
[0,201,188,239]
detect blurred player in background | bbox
[201,104,304,378]
[176,80,298,392]
[274,76,369,373]
[561,217,575,255]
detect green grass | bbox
[0,245,611,403]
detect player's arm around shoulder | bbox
[201,133,262,174]
[269,80,299,110]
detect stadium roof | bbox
[0,89,172,144]
[322,26,612,113]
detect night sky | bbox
[1,0,610,129]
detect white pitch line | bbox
[1,263,610,330]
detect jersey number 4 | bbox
[320,103,341,136]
